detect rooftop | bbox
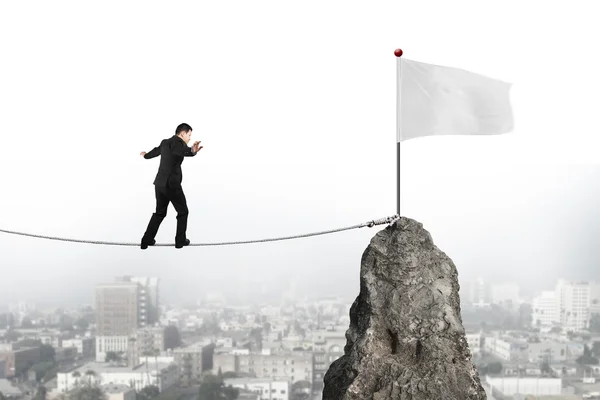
[101,383,135,394]
[224,377,289,385]
[59,361,174,375]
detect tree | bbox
[593,341,600,358]
[84,370,97,385]
[487,362,503,374]
[577,344,600,365]
[30,361,55,381]
[518,303,533,329]
[591,314,600,333]
[540,361,551,375]
[138,386,160,400]
[153,348,160,388]
[68,385,107,400]
[105,351,119,363]
[72,371,82,388]
[33,386,47,400]
[164,325,181,350]
[142,350,153,385]
[198,374,239,400]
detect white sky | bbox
[1,1,599,306]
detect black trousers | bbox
[142,183,189,245]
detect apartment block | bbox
[173,341,214,386]
[95,281,139,362]
[213,350,313,385]
[0,346,41,378]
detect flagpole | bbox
[394,48,403,216]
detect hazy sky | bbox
[1,1,599,306]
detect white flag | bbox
[397,58,514,142]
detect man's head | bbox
[176,123,193,144]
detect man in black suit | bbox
[140,123,203,249]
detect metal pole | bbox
[395,49,403,216]
[397,142,400,215]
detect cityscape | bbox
[1,276,600,399]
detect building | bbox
[484,336,527,362]
[549,364,577,376]
[214,352,237,375]
[485,375,562,396]
[116,276,160,327]
[0,378,23,398]
[62,337,95,358]
[8,302,34,326]
[312,329,345,392]
[55,347,78,364]
[213,350,313,386]
[556,279,591,331]
[532,291,558,328]
[465,332,483,355]
[56,361,178,393]
[527,342,568,364]
[129,327,165,366]
[102,384,136,400]
[0,345,41,378]
[464,277,491,306]
[224,378,290,400]
[173,341,214,386]
[95,281,140,362]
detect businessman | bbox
[140,123,202,249]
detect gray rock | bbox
[323,217,485,400]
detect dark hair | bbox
[176,123,192,135]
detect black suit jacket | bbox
[144,135,196,188]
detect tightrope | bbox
[0,214,399,247]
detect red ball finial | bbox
[394,48,403,57]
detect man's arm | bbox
[171,141,197,157]
[143,146,161,159]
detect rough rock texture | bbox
[322,217,485,400]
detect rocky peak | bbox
[323,217,485,399]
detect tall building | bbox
[95,276,161,363]
[556,279,591,331]
[8,302,34,325]
[116,276,160,327]
[532,291,558,328]
[95,281,139,362]
[462,277,490,306]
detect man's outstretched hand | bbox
[140,151,146,157]
[192,141,203,153]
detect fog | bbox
[1,1,599,307]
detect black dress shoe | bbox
[175,239,190,249]
[141,239,156,250]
